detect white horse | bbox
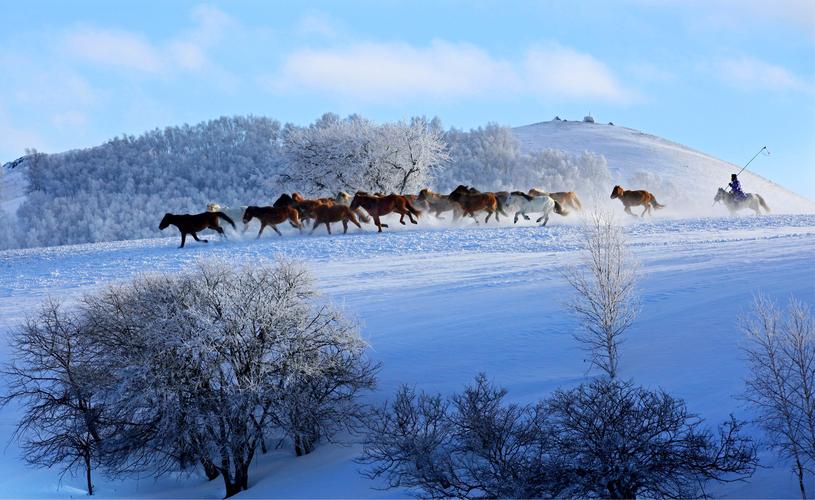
[505,191,568,226]
[713,188,770,215]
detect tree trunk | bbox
[796,456,807,500]
[202,458,220,481]
[84,449,93,496]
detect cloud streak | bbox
[716,56,812,93]
[269,40,632,104]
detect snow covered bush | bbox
[5,258,377,498]
[742,295,815,500]
[361,376,757,499]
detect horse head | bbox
[159,213,173,230]
[349,194,363,210]
[291,192,305,202]
[610,185,624,199]
[242,206,256,224]
[273,193,295,208]
[336,191,352,204]
[713,188,727,204]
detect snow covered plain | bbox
[0,212,814,498]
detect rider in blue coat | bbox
[729,174,747,201]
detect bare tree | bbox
[361,376,757,499]
[742,295,815,499]
[549,378,757,498]
[563,210,639,378]
[1,301,107,495]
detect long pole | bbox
[736,145,768,176]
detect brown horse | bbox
[417,188,462,220]
[159,211,236,248]
[610,185,665,217]
[242,206,302,238]
[309,205,362,235]
[448,185,507,223]
[350,192,421,232]
[528,189,582,212]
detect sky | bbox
[1,0,813,197]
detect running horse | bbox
[242,206,303,238]
[159,211,236,248]
[350,192,421,232]
[448,185,507,223]
[714,187,770,215]
[610,185,665,217]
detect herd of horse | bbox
[158,183,766,248]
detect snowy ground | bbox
[0,213,814,498]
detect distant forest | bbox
[2,114,611,249]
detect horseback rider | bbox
[728,173,748,201]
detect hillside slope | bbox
[513,119,815,214]
[0,215,813,498]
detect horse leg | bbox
[399,210,407,225]
[407,211,417,224]
[514,211,520,224]
[342,220,348,234]
[539,214,549,226]
[309,219,318,235]
[214,226,227,240]
[641,205,649,217]
[485,211,492,223]
[624,206,636,217]
[257,224,266,239]
[272,225,282,236]
[179,232,187,248]
[325,222,332,235]
[192,232,208,243]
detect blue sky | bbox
[1,0,813,197]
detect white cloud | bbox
[64,28,164,73]
[295,11,344,39]
[717,56,812,93]
[269,40,631,104]
[523,44,630,102]
[61,5,237,75]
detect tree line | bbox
[1,113,612,249]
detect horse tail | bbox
[353,207,371,223]
[496,195,509,216]
[572,194,582,211]
[651,196,665,209]
[405,198,422,217]
[757,194,771,213]
[216,211,236,229]
[553,200,569,216]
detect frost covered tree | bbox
[361,375,757,499]
[742,295,815,499]
[6,259,377,498]
[1,301,109,495]
[79,258,378,497]
[563,210,639,379]
[281,114,447,196]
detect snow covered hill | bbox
[0,215,813,498]
[513,119,815,214]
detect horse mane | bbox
[511,191,534,201]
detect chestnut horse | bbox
[242,206,302,238]
[448,185,507,223]
[350,192,421,232]
[159,211,236,248]
[528,189,583,212]
[309,205,362,235]
[610,185,665,217]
